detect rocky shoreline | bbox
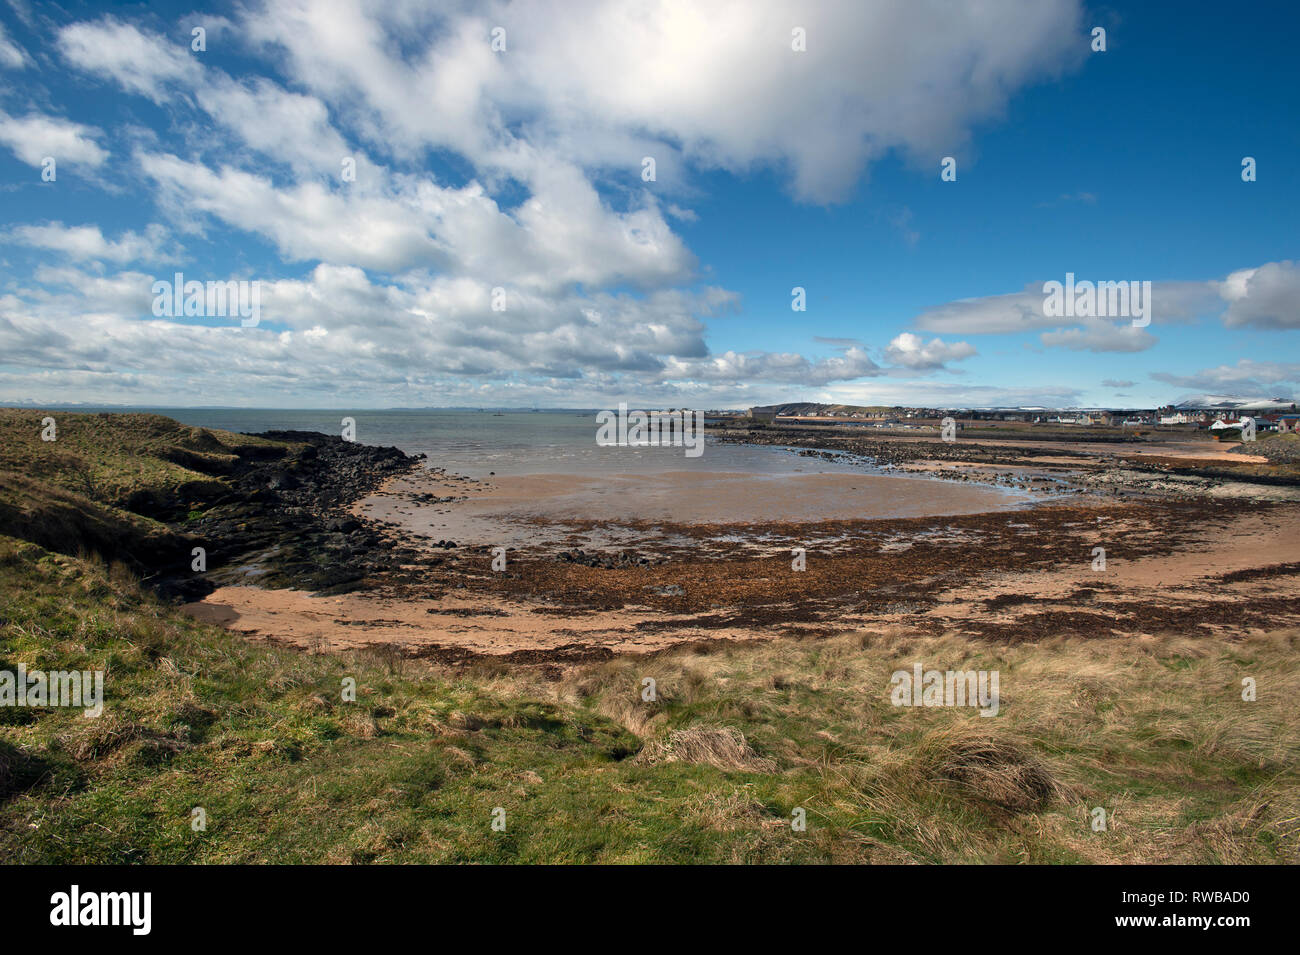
[162,421,1300,666]
[154,431,429,600]
[712,424,1300,502]
[170,424,1300,613]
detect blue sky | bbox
[1,0,1297,409]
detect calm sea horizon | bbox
[53,407,869,482]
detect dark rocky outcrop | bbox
[171,432,427,598]
[0,425,428,602]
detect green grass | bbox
[0,409,286,510]
[0,409,301,577]
[2,535,1297,864]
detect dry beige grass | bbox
[914,726,1069,812]
[634,725,777,773]
[481,623,1300,863]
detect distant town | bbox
[725,395,1300,435]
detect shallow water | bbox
[93,407,1033,537]
[359,467,1034,552]
[120,407,865,479]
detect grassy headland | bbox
[0,409,421,598]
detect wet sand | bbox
[1118,441,1268,464]
[355,467,1036,550]
[185,502,1300,661]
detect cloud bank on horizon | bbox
[0,0,1296,409]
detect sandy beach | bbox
[350,466,1038,551]
[186,499,1300,661]
[183,428,1300,663]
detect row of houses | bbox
[1156,409,1295,430]
[744,398,1300,433]
[1159,399,1300,433]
